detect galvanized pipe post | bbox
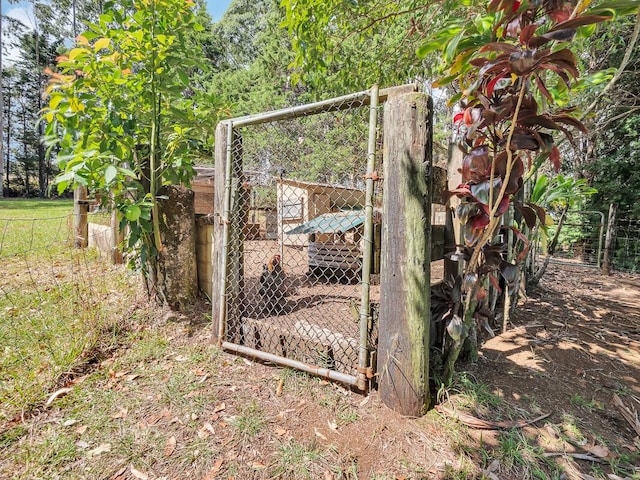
[357,85,379,391]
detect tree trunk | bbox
[377,92,433,416]
[529,205,569,287]
[152,184,198,310]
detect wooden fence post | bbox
[212,123,228,344]
[73,186,88,248]
[602,203,617,276]
[111,195,124,264]
[212,122,244,344]
[377,92,433,416]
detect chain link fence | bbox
[608,212,640,273]
[216,89,385,389]
[543,210,605,268]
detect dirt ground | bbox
[2,261,639,479]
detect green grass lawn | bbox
[0,198,144,424]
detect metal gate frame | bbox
[213,85,416,390]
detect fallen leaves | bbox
[202,458,224,479]
[45,387,72,407]
[87,443,111,457]
[111,407,128,419]
[130,466,149,480]
[164,436,177,457]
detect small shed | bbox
[277,178,366,247]
[286,209,381,276]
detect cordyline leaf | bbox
[480,42,519,54]
[510,134,540,150]
[549,15,613,32]
[535,74,554,102]
[470,57,492,68]
[518,204,537,229]
[550,145,561,172]
[462,145,491,183]
[500,261,519,290]
[520,23,538,45]
[553,114,588,133]
[526,202,547,225]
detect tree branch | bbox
[581,13,640,120]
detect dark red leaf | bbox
[519,23,538,46]
[495,196,511,216]
[518,204,537,229]
[511,134,540,151]
[480,42,519,54]
[469,57,491,67]
[534,74,554,102]
[526,202,547,225]
[550,145,560,172]
[488,273,502,294]
[548,15,613,32]
[462,145,491,183]
[552,114,588,133]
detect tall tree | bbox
[44,0,221,305]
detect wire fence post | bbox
[73,186,88,248]
[602,203,618,276]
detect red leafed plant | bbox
[422,0,612,384]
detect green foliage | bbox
[43,0,222,276]
[588,111,640,218]
[281,0,439,93]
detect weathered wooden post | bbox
[602,203,617,276]
[212,122,244,345]
[377,92,433,416]
[212,123,228,344]
[111,198,124,264]
[73,186,89,248]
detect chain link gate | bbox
[212,87,401,390]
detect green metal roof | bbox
[285,211,365,235]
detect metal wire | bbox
[216,88,389,388]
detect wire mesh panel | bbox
[543,210,605,268]
[217,89,383,389]
[610,214,640,273]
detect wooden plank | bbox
[192,182,215,215]
[377,92,433,416]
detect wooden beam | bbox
[377,92,433,416]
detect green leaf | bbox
[125,205,142,222]
[105,165,118,184]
